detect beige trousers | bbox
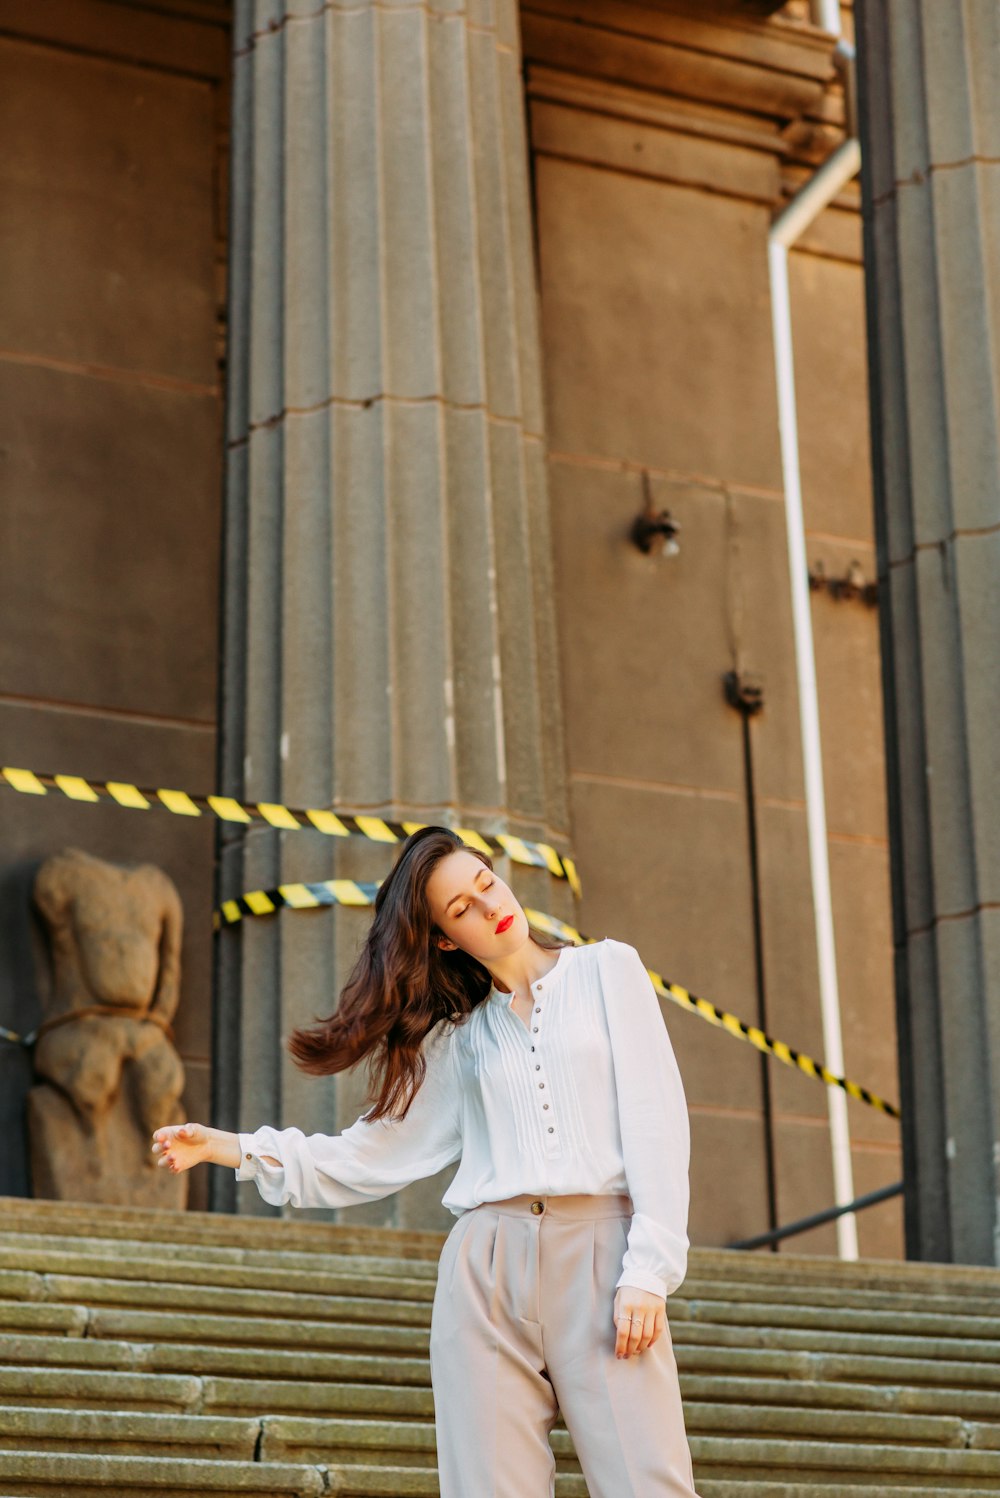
[429,1191,701,1498]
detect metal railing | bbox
[728,1181,903,1252]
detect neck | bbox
[487,938,561,996]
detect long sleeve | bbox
[599,938,691,1300]
[234,1017,463,1209]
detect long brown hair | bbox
[287,825,570,1122]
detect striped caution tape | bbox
[0,1007,171,1050]
[0,766,580,896]
[1,1024,35,1048]
[0,765,897,1117]
[213,882,900,1120]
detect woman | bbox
[152,825,701,1497]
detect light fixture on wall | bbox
[630,471,680,557]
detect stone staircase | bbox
[0,1198,999,1495]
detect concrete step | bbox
[0,1271,434,1324]
[0,1365,203,1412]
[0,1241,437,1294]
[0,1408,260,1461]
[19,1234,999,1342]
[691,1434,1000,1486]
[679,1372,1000,1422]
[7,1321,1000,1404]
[7,1358,1000,1443]
[10,1256,1000,1349]
[7,1196,1000,1304]
[9,1331,1000,1437]
[673,1316,1000,1361]
[0,1330,434,1386]
[0,1437,999,1494]
[0,1401,993,1463]
[6,1356,1000,1448]
[674,1295,1000,1343]
[0,1300,429,1353]
[4,1198,1000,1496]
[4,1363,1000,1450]
[6,1293,999,1377]
[8,1268,1000,1371]
[1,1426,1000,1496]
[261,1417,1000,1481]
[7,1230,1000,1320]
[680,1274,1000,1319]
[199,1369,1000,1427]
[0,1199,447,1266]
[0,1450,331,1496]
[698,1488,1000,1498]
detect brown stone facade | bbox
[0,0,229,1209]
[0,0,902,1255]
[517,0,900,1257]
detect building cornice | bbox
[521,0,837,125]
[522,0,858,248]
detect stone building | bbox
[1,0,994,1271]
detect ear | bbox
[435,935,458,952]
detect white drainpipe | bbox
[768,4,862,1259]
[811,0,844,36]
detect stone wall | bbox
[0,0,903,1255]
[0,1,230,1208]
[523,0,901,1256]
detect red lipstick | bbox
[496,914,514,934]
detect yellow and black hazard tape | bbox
[1,1024,35,1048]
[0,764,897,1118]
[0,766,580,896]
[214,883,900,1120]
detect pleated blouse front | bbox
[236,936,692,1300]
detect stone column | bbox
[212,0,571,1215]
[856,0,1000,1264]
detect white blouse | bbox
[235,936,692,1300]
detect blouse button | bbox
[534,1007,541,1014]
[535,1064,540,1071]
[538,1082,545,1089]
[543,1103,549,1110]
[245,1153,253,1161]
[548,1127,554,1133]
[530,1045,535,1051]
[532,1027,538,1033]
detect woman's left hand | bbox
[613,1286,666,1358]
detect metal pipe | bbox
[726,674,780,1246]
[810,0,843,35]
[836,41,859,140]
[772,140,862,250]
[767,13,863,1260]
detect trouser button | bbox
[530,1199,544,1214]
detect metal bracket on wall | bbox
[630,472,680,558]
[808,558,878,605]
[724,670,765,716]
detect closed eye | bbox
[455,879,494,917]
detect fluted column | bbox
[213,0,571,1216]
[856,0,1000,1264]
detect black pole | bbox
[724,671,778,1246]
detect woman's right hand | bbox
[152,1121,228,1173]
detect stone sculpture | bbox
[29,848,188,1207]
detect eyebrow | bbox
[444,866,490,913]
